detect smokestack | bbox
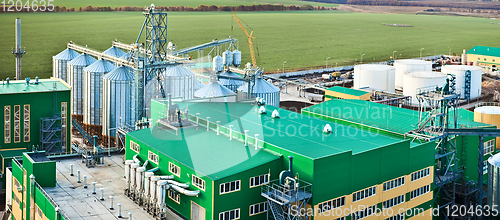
[288,156,293,174]
[462,49,467,65]
[12,18,25,81]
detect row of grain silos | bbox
[353,59,482,105]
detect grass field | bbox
[52,0,338,8]
[0,10,499,80]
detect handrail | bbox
[34,181,71,220]
[475,102,500,108]
[261,179,313,205]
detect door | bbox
[191,201,206,220]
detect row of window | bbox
[410,184,430,200]
[130,140,140,153]
[4,105,31,143]
[478,57,496,63]
[220,208,240,220]
[353,186,376,203]
[249,202,267,216]
[352,205,376,220]
[411,168,430,182]
[250,174,269,188]
[383,195,405,209]
[318,197,345,213]
[168,189,180,204]
[385,213,405,220]
[484,140,495,155]
[383,177,405,191]
[148,151,159,165]
[220,180,241,194]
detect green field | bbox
[51,0,338,8]
[0,11,499,80]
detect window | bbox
[14,178,20,189]
[250,174,269,188]
[169,162,180,177]
[192,175,205,191]
[484,140,495,155]
[61,102,67,148]
[410,184,430,199]
[494,59,496,63]
[23,105,30,142]
[484,161,488,175]
[352,205,376,220]
[353,186,376,202]
[168,189,180,204]
[36,205,43,218]
[478,57,480,61]
[14,105,20,143]
[249,202,267,216]
[220,180,241,194]
[383,177,405,191]
[485,58,487,61]
[14,194,20,205]
[335,218,346,220]
[148,151,159,164]
[383,195,405,209]
[318,197,345,213]
[219,208,240,220]
[4,106,10,143]
[130,140,140,153]
[411,168,430,182]
[385,213,405,220]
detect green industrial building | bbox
[0,78,71,189]
[125,99,436,220]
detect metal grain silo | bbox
[83,60,116,137]
[238,76,280,107]
[232,49,241,67]
[162,65,195,99]
[488,153,500,208]
[67,53,97,123]
[223,50,233,66]
[195,77,236,100]
[218,71,244,92]
[102,66,135,146]
[213,55,223,72]
[103,46,126,58]
[53,48,80,82]
[194,79,205,91]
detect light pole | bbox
[325,57,330,69]
[361,54,365,64]
[392,51,396,61]
[420,48,424,58]
[448,47,451,56]
[282,61,287,74]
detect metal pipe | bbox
[206,117,210,131]
[244,130,249,146]
[170,184,200,197]
[70,164,74,176]
[216,121,220,135]
[109,196,114,210]
[77,170,81,183]
[92,182,96,194]
[100,188,105,201]
[146,167,159,173]
[229,125,233,140]
[133,154,142,166]
[83,175,87,188]
[117,203,122,218]
[129,212,133,220]
[165,180,189,188]
[254,134,259,150]
[142,160,149,168]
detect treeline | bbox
[0,4,334,13]
[346,0,500,10]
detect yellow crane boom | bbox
[231,11,257,67]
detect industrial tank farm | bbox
[353,64,395,93]
[67,53,97,123]
[403,71,447,104]
[394,59,432,90]
[53,48,80,83]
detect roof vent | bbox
[488,48,490,51]
[256,97,266,106]
[35,76,39,84]
[258,106,267,114]
[271,110,280,118]
[474,49,476,51]
[323,124,332,133]
[26,77,30,86]
[6,78,9,84]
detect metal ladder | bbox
[267,200,285,220]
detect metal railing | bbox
[261,179,312,205]
[35,181,71,220]
[475,102,500,108]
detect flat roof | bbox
[127,127,280,180]
[0,149,27,159]
[0,78,70,95]
[153,100,405,159]
[466,45,500,57]
[26,152,51,163]
[327,86,369,97]
[303,99,494,135]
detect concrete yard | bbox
[43,154,178,220]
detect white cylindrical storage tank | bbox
[219,71,244,92]
[232,49,241,67]
[136,167,146,191]
[53,48,80,83]
[394,59,432,90]
[68,53,97,121]
[353,64,395,93]
[157,180,168,206]
[238,76,280,107]
[223,50,233,66]
[162,66,195,99]
[488,153,500,208]
[213,55,223,72]
[403,71,447,105]
[441,65,482,99]
[130,163,139,188]
[102,66,135,139]
[83,60,116,136]
[124,160,134,184]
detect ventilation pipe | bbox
[289,156,294,174]
[146,167,159,173]
[323,124,332,133]
[156,175,174,180]
[170,184,200,197]
[142,160,149,168]
[125,160,134,184]
[136,167,146,192]
[150,176,159,203]
[130,163,139,188]
[165,180,189,188]
[35,76,39,84]
[132,154,142,166]
[156,180,168,207]
[144,172,154,198]
[272,110,280,118]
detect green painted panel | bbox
[409,141,435,173]
[351,149,380,193]
[380,141,409,182]
[313,151,350,204]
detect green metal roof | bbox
[153,100,405,159]
[0,149,27,159]
[466,46,500,57]
[327,86,369,97]
[0,79,70,95]
[127,127,280,180]
[302,99,494,135]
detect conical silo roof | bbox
[163,65,195,77]
[103,66,134,81]
[238,77,279,93]
[120,52,132,60]
[68,53,97,66]
[103,46,126,58]
[83,59,116,73]
[218,71,244,87]
[53,48,80,60]
[194,79,205,90]
[195,78,236,98]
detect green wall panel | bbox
[380,141,409,182]
[313,151,351,204]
